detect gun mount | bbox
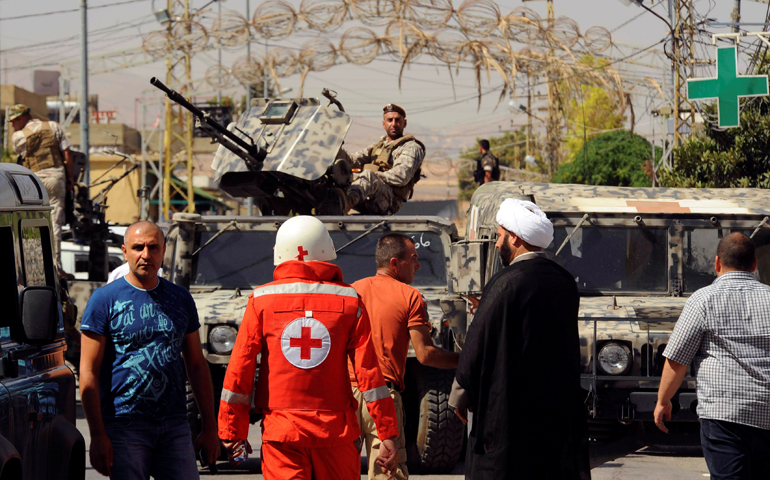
[152,77,354,216]
[151,77,267,170]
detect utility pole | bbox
[731,0,741,34]
[244,0,254,216]
[81,0,90,183]
[544,0,562,176]
[217,0,222,105]
[526,73,533,158]
[264,39,269,98]
[162,0,196,220]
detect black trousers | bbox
[700,419,770,480]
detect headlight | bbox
[597,343,631,375]
[209,325,237,354]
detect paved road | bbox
[77,404,709,480]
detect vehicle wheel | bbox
[403,359,464,474]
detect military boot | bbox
[345,189,361,214]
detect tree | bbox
[560,56,626,161]
[456,128,546,200]
[658,98,770,188]
[553,130,656,187]
[564,85,625,160]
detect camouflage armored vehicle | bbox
[443,181,770,437]
[165,213,465,473]
[153,79,354,216]
[0,164,85,479]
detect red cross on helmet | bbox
[274,216,337,265]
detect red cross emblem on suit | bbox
[280,313,331,369]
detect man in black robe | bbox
[449,198,590,479]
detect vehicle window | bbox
[684,228,770,291]
[546,227,668,293]
[0,227,20,329]
[193,230,447,288]
[333,231,446,287]
[20,226,55,288]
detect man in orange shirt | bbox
[219,216,399,480]
[350,233,460,480]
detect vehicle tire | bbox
[403,359,464,474]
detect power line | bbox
[0,0,150,22]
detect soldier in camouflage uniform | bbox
[10,104,74,274]
[473,139,500,185]
[343,104,425,215]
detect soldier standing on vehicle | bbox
[218,216,400,480]
[449,198,590,480]
[79,221,220,479]
[350,233,460,480]
[343,104,425,215]
[9,104,75,276]
[655,232,770,479]
[473,139,500,185]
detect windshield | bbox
[546,226,668,293]
[193,230,446,288]
[684,228,770,291]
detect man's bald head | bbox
[122,221,165,286]
[717,232,756,272]
[124,221,164,245]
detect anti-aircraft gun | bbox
[151,78,354,215]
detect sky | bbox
[1,0,769,155]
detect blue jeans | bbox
[700,419,770,480]
[104,417,199,480]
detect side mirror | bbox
[448,242,487,294]
[18,286,59,344]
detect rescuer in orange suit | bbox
[218,215,400,480]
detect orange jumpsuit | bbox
[218,260,399,480]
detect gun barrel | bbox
[150,76,266,169]
[150,77,204,117]
[149,77,170,95]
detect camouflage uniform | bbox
[344,135,425,215]
[11,107,72,270]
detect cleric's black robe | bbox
[455,253,590,479]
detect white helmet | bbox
[274,216,337,265]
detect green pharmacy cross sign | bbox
[687,46,769,128]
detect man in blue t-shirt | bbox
[80,221,220,479]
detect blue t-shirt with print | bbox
[81,277,200,420]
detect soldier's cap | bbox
[383,103,406,117]
[8,104,30,121]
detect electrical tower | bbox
[671,0,698,146]
[162,0,196,219]
[545,0,562,175]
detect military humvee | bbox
[443,181,770,437]
[0,164,85,479]
[164,213,465,473]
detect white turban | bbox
[496,198,554,249]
